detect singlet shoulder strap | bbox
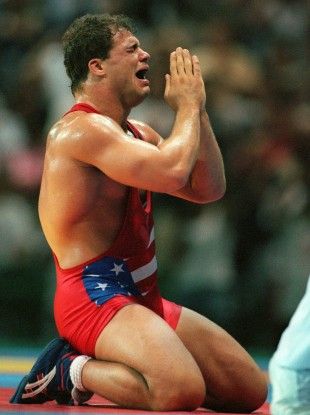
[63,103,101,116]
[126,120,144,140]
[63,103,152,205]
[63,103,143,142]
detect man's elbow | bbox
[210,183,226,202]
[196,178,226,204]
[214,177,226,200]
[165,166,192,193]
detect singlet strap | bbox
[126,120,143,141]
[64,103,143,142]
[64,103,101,116]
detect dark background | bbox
[0,0,309,358]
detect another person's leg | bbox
[268,275,310,414]
[175,306,268,412]
[269,357,310,415]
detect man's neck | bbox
[75,89,130,131]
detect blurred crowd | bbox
[0,0,309,352]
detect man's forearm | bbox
[188,111,226,201]
[158,107,201,185]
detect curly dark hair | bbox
[62,14,136,94]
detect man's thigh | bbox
[175,307,267,410]
[94,303,202,388]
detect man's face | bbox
[104,29,151,107]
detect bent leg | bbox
[81,303,205,411]
[175,307,268,413]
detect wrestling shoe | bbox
[10,337,93,405]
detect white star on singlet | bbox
[95,282,108,291]
[111,263,125,276]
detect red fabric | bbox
[63,102,101,115]
[53,103,181,357]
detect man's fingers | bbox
[164,73,171,99]
[170,51,177,76]
[192,55,201,77]
[175,47,185,75]
[168,48,203,89]
[170,48,199,77]
[183,49,193,75]
[165,48,204,111]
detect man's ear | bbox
[88,58,106,76]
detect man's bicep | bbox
[71,120,170,191]
[93,132,163,188]
[67,116,181,192]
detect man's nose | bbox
[140,49,150,61]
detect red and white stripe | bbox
[125,226,157,296]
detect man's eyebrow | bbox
[127,40,140,48]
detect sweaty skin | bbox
[38,28,267,412]
[39,39,221,269]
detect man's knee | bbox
[219,368,267,413]
[241,366,268,412]
[149,370,206,411]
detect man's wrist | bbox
[176,106,200,117]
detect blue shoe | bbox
[10,338,92,405]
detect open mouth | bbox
[135,69,148,80]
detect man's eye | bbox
[128,45,138,53]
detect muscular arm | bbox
[71,108,200,193]
[61,48,204,194]
[168,53,226,203]
[134,49,225,204]
[131,111,225,204]
[170,110,226,203]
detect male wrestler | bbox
[11,14,267,412]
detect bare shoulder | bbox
[48,112,125,153]
[129,119,163,146]
[45,112,129,170]
[53,112,123,141]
